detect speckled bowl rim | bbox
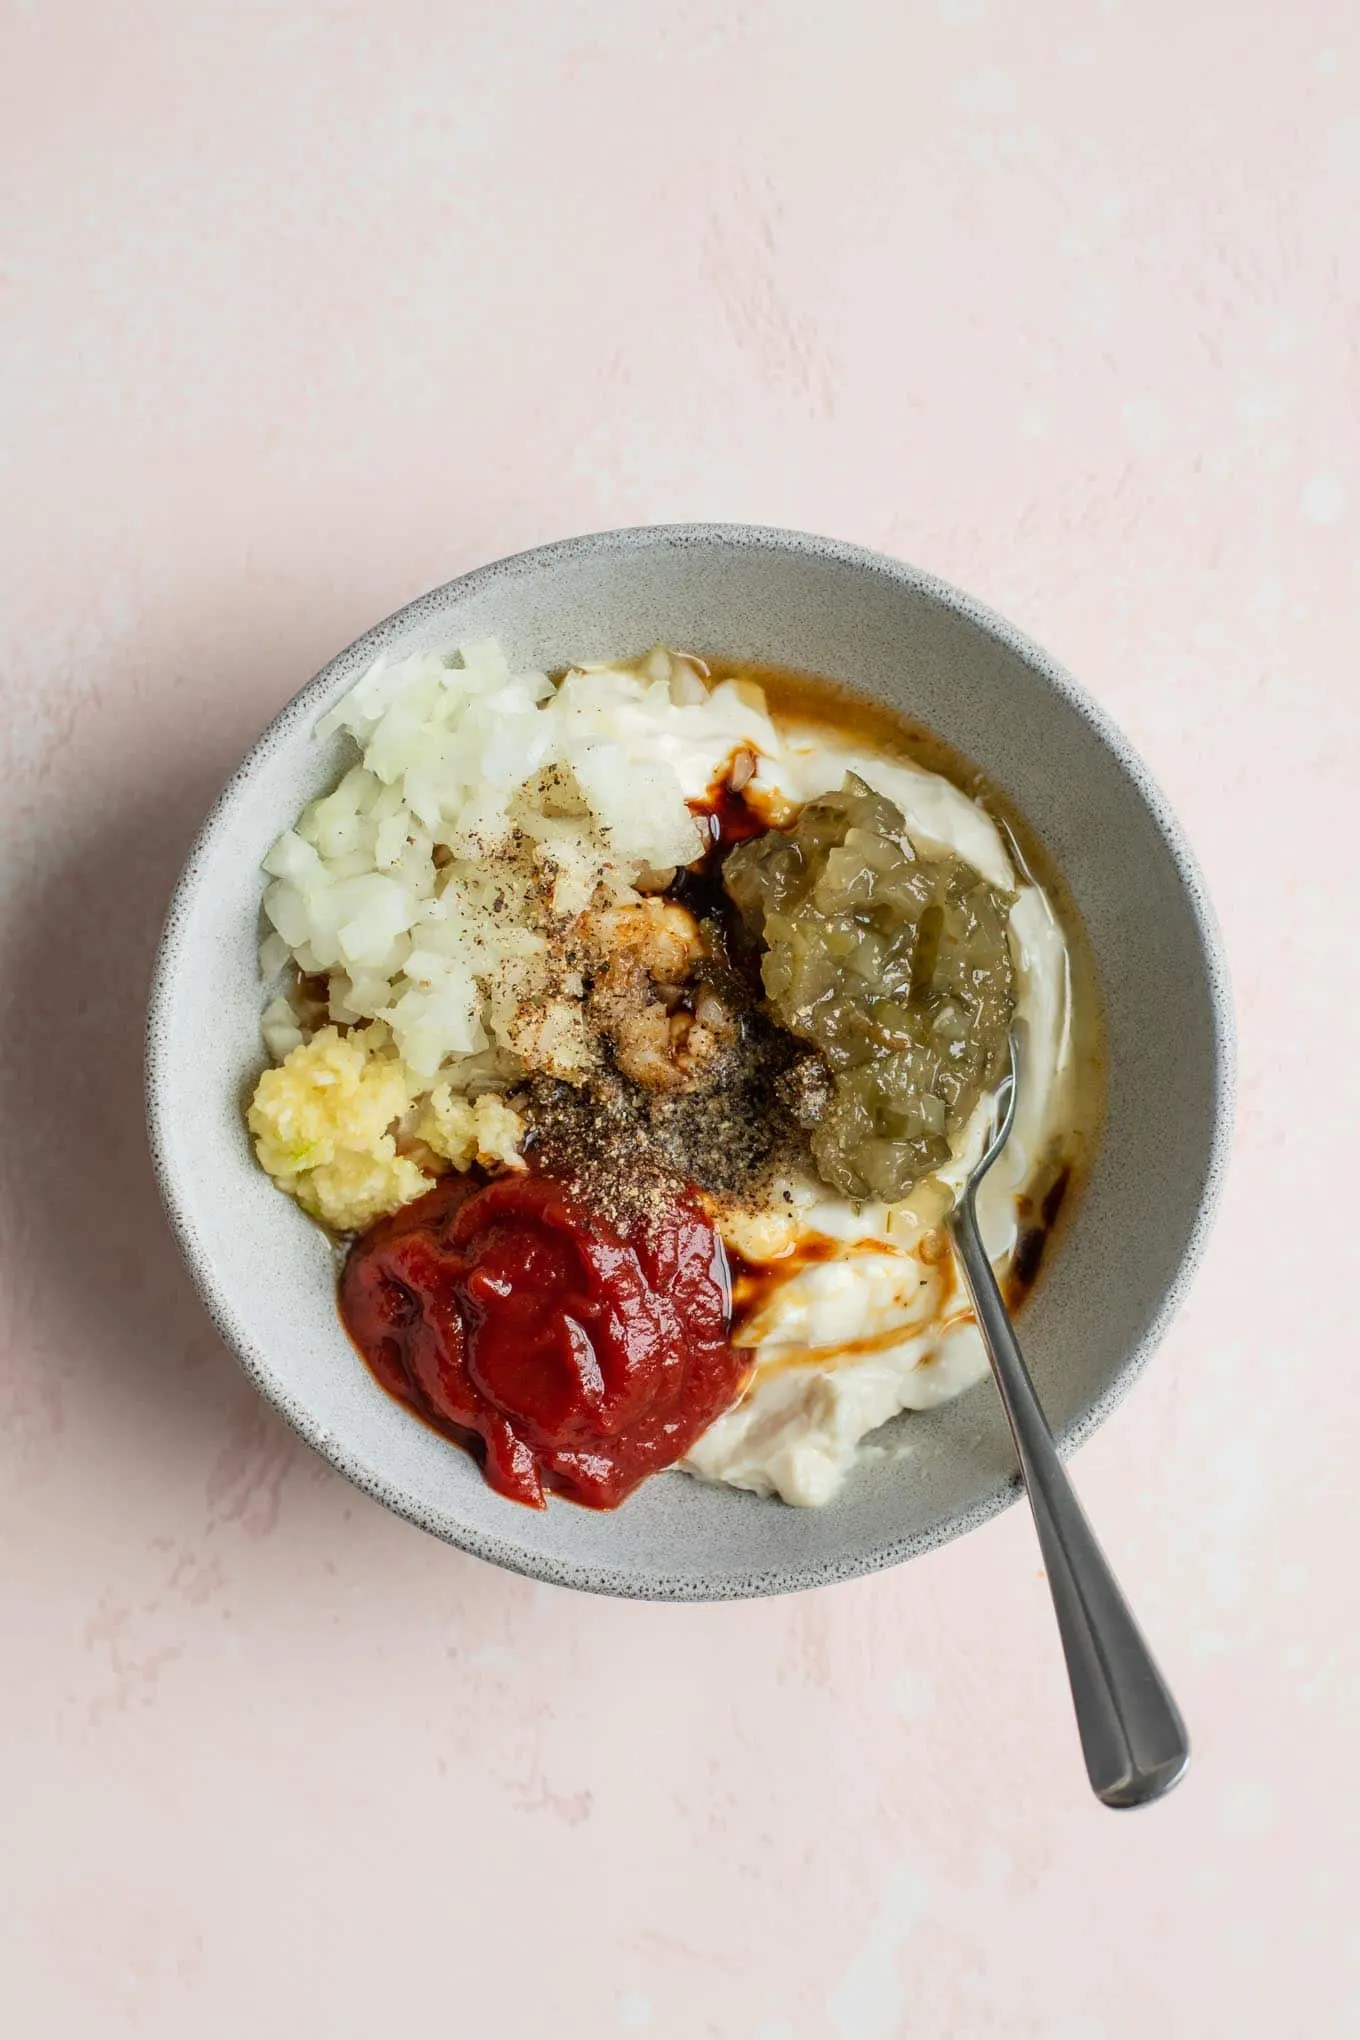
[146,524,1235,1600]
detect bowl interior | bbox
[147,527,1230,1598]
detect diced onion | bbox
[260,639,770,1081]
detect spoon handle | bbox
[949,1193,1190,1808]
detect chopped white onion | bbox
[261,995,305,1061]
[261,639,776,1080]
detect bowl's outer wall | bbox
[147,527,1233,1599]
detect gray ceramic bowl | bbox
[147,526,1232,1599]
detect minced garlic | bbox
[418,1087,528,1174]
[247,1021,526,1232]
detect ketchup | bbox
[339,1173,749,1509]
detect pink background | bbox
[2,3,1355,2034]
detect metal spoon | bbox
[948,1035,1190,1808]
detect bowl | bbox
[146,525,1233,1599]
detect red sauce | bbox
[339,1172,749,1510]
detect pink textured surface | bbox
[1,4,1354,2034]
